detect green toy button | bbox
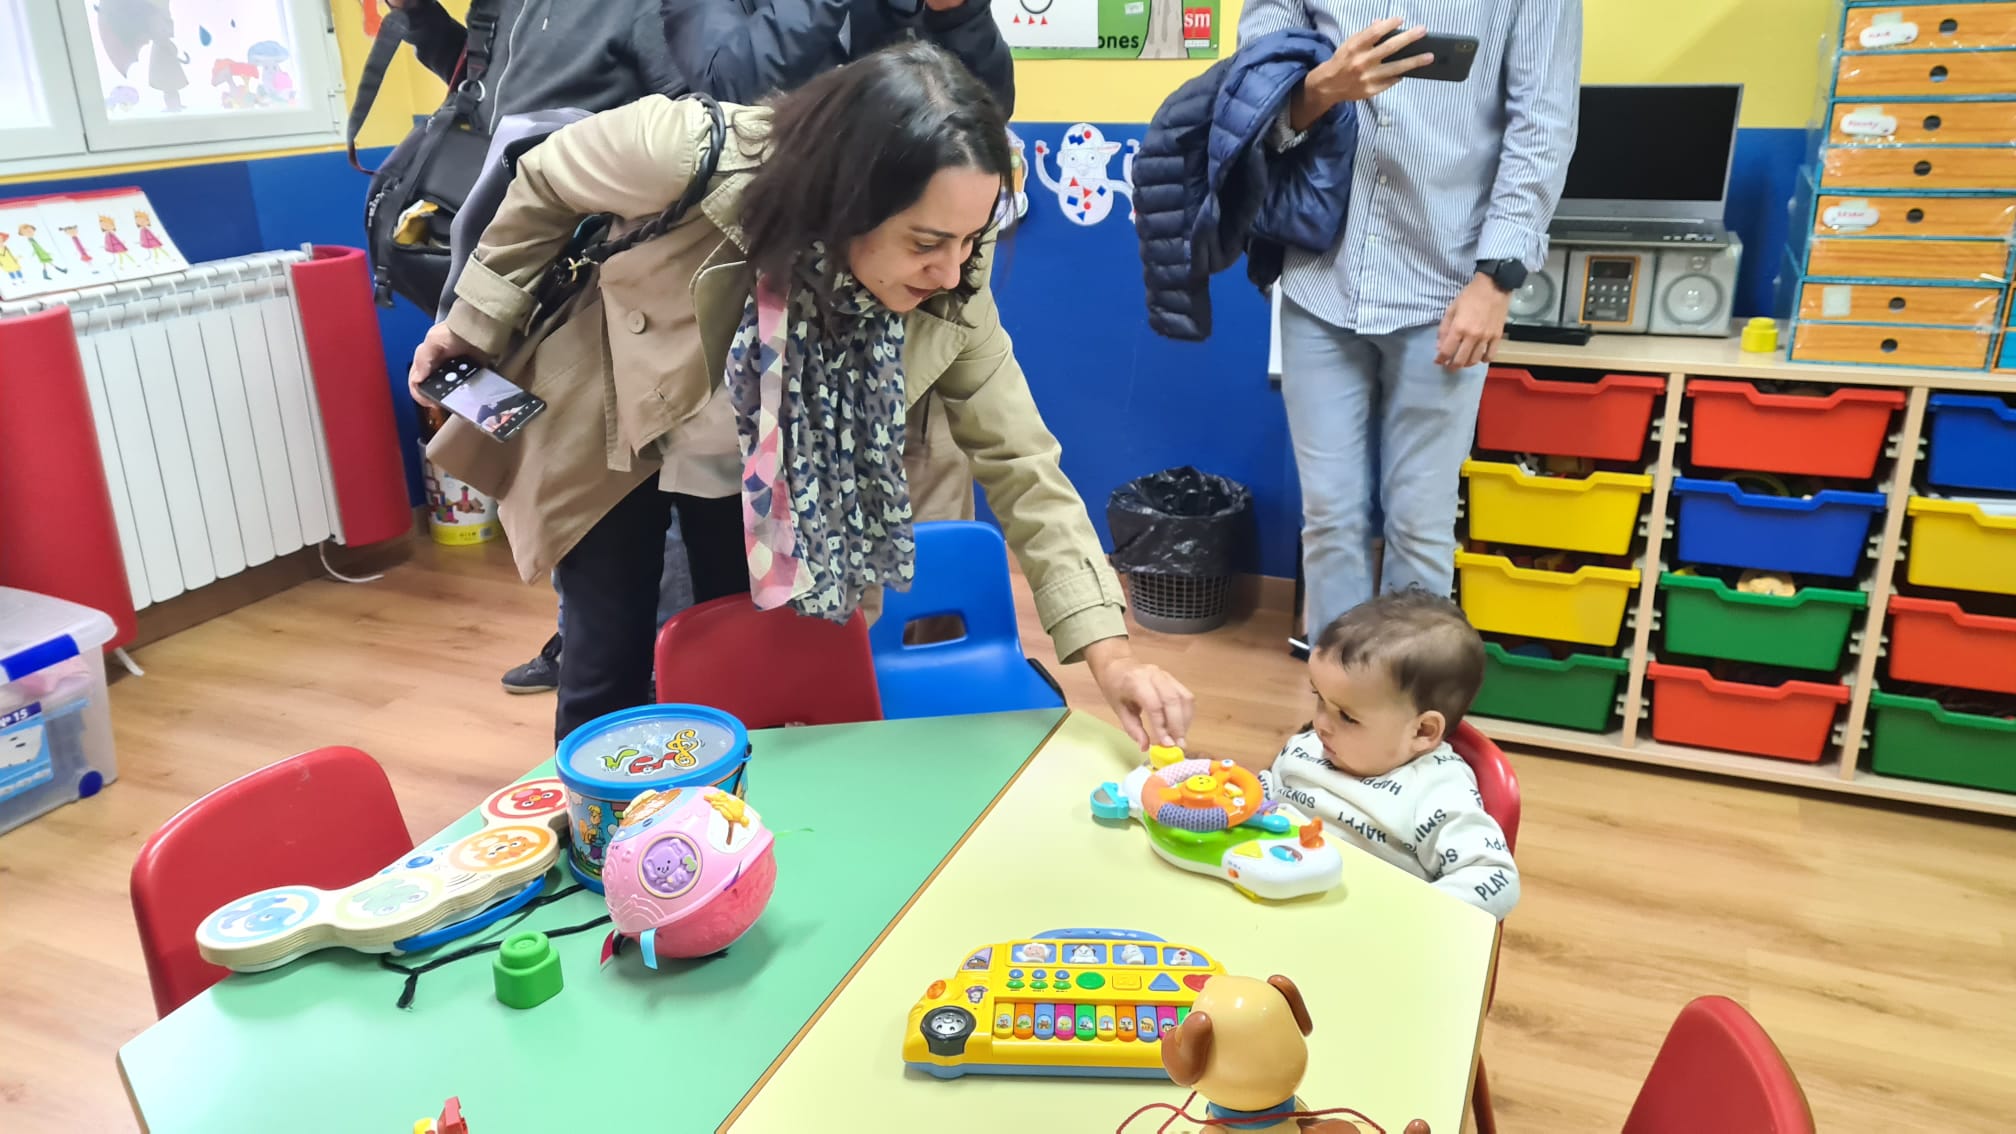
[1031,980,1049,990]
[1076,971,1105,991]
[493,931,564,1010]
[1006,980,1024,991]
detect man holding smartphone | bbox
[1244,2,1581,641]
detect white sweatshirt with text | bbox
[1257,732,1520,920]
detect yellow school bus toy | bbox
[903,928,1225,1079]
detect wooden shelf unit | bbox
[1475,329,2016,821]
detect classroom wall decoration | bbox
[992,0,1218,60]
[1031,125,1139,226]
[0,188,190,302]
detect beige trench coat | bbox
[428,94,1128,661]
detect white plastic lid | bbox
[0,587,117,681]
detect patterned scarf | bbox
[725,246,915,621]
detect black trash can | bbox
[1107,467,1253,634]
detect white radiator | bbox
[1,252,345,611]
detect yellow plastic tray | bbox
[1455,552,1640,646]
[1462,461,1654,555]
[1905,498,2016,596]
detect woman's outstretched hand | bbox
[408,322,479,408]
[1084,638,1195,751]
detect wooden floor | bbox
[4,538,2014,1132]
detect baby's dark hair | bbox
[1312,589,1486,726]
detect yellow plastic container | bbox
[1462,460,1654,555]
[1905,498,2016,596]
[1455,552,1640,646]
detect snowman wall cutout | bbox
[1033,124,1139,226]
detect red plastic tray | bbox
[1646,663,1849,763]
[1475,368,1665,462]
[1686,380,1906,479]
[1887,596,2016,696]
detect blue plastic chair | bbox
[870,521,1068,719]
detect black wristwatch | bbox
[1477,258,1528,293]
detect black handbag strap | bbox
[526,95,729,320]
[347,0,502,174]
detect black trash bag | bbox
[1107,467,1253,577]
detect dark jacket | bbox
[398,0,684,129]
[1133,30,1357,342]
[660,0,1015,113]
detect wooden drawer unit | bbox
[1791,321,1993,367]
[1814,193,2016,238]
[1846,3,2016,51]
[1806,236,2009,282]
[1827,100,2016,146]
[1797,281,2004,324]
[1820,144,2016,191]
[1835,50,2016,97]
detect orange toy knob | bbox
[1300,817,1325,849]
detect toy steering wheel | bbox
[1142,759,1264,829]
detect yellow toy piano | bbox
[902,928,1225,1079]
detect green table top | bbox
[118,710,1065,1134]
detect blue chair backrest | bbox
[871,521,1023,654]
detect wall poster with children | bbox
[0,188,189,303]
[991,0,1218,59]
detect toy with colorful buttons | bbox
[1090,745,1343,902]
[904,928,1226,1079]
[598,785,777,969]
[194,779,572,972]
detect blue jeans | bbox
[1279,297,1486,639]
[554,507,695,637]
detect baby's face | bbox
[1305,654,1440,778]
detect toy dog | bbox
[1161,975,1431,1134]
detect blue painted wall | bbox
[6,124,1804,576]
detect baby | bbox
[1258,590,1518,919]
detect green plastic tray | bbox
[1659,573,1867,671]
[1868,691,2016,795]
[1470,643,1628,733]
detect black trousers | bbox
[553,478,748,744]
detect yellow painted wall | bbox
[1014,0,1838,128]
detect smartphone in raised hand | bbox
[418,357,546,442]
[1375,27,1480,82]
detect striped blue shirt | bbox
[1240,0,1582,334]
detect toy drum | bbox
[554,704,751,892]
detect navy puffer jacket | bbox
[1134,30,1357,341]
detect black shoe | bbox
[503,634,562,694]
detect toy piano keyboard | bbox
[903,929,1225,1079]
[1090,747,1342,902]
[195,779,572,972]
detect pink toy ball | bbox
[599,786,776,969]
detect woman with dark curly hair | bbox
[411,42,1195,750]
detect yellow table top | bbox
[725,711,1499,1133]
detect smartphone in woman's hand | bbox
[418,358,547,442]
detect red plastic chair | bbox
[654,594,883,729]
[130,746,413,1017]
[1623,996,1816,1134]
[1448,720,1522,1134]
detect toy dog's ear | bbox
[1268,975,1314,1036]
[1161,1011,1213,1086]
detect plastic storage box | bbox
[1670,480,1887,578]
[1924,395,2016,493]
[1469,644,1628,733]
[1454,552,1639,647]
[1868,691,2016,795]
[1904,497,2016,595]
[1644,663,1849,764]
[1658,574,1867,672]
[0,588,118,834]
[1684,381,1905,479]
[1462,461,1653,555]
[1474,368,1665,462]
[1886,596,2016,696]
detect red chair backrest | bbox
[1451,720,1521,853]
[654,594,883,729]
[129,746,413,1017]
[1623,996,1816,1134]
